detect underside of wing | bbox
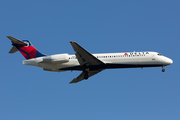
[69,69,103,84]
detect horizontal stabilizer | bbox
[9,46,18,53]
[7,36,27,45]
[7,36,28,54]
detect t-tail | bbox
[7,36,46,59]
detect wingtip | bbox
[6,36,11,39]
[6,36,16,41]
[69,78,78,84]
[69,82,75,84]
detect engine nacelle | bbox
[42,54,69,63]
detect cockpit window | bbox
[157,53,162,56]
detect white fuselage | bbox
[23,51,173,72]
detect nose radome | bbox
[167,58,173,65]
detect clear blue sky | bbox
[0,0,180,120]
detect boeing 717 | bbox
[7,36,173,83]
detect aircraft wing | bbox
[69,41,105,83]
[69,69,103,84]
[70,41,104,66]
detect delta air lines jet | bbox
[7,36,173,83]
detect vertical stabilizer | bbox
[7,36,46,59]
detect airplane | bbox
[7,36,173,84]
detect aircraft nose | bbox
[166,58,173,65]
